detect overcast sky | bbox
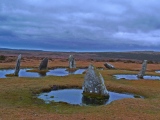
[0,0,160,51]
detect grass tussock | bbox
[26,69,49,73]
[5,73,17,77]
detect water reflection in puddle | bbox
[47,68,85,76]
[37,89,142,106]
[0,69,35,78]
[155,70,160,73]
[0,68,86,78]
[47,68,69,76]
[114,74,160,80]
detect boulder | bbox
[82,64,109,97]
[14,54,21,76]
[104,62,115,69]
[39,57,48,70]
[137,60,147,79]
[68,55,76,68]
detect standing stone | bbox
[104,62,115,69]
[39,57,48,70]
[14,54,21,76]
[82,64,109,97]
[68,55,76,68]
[137,60,147,79]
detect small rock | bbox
[104,62,115,69]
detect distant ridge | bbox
[1,48,160,61]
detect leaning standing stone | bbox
[137,60,147,79]
[14,54,21,76]
[68,55,76,68]
[39,57,48,70]
[82,64,109,97]
[104,62,115,69]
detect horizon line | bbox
[0,47,159,53]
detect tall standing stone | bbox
[68,55,76,69]
[137,60,147,79]
[14,54,21,76]
[39,57,48,70]
[82,64,109,97]
[104,62,115,69]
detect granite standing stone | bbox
[82,64,109,97]
[137,60,147,79]
[104,62,115,69]
[14,54,21,76]
[39,57,48,70]
[68,55,76,68]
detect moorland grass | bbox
[1,61,160,119]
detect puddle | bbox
[114,74,160,80]
[0,68,86,78]
[155,70,160,73]
[47,68,85,76]
[70,69,86,74]
[47,68,69,76]
[37,89,142,106]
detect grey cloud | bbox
[0,0,160,51]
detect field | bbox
[0,49,160,120]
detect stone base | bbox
[66,68,77,72]
[83,92,109,100]
[82,92,109,105]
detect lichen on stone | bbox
[82,64,109,99]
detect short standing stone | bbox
[137,60,147,79]
[82,64,109,97]
[14,54,21,76]
[39,57,48,70]
[68,55,76,68]
[104,62,115,69]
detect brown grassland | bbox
[0,51,160,120]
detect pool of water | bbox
[0,68,86,78]
[114,74,160,80]
[37,89,142,106]
[155,70,160,73]
[47,68,85,76]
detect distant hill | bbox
[93,51,160,61]
[0,48,160,62]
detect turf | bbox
[0,60,160,119]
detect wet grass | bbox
[1,61,160,119]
